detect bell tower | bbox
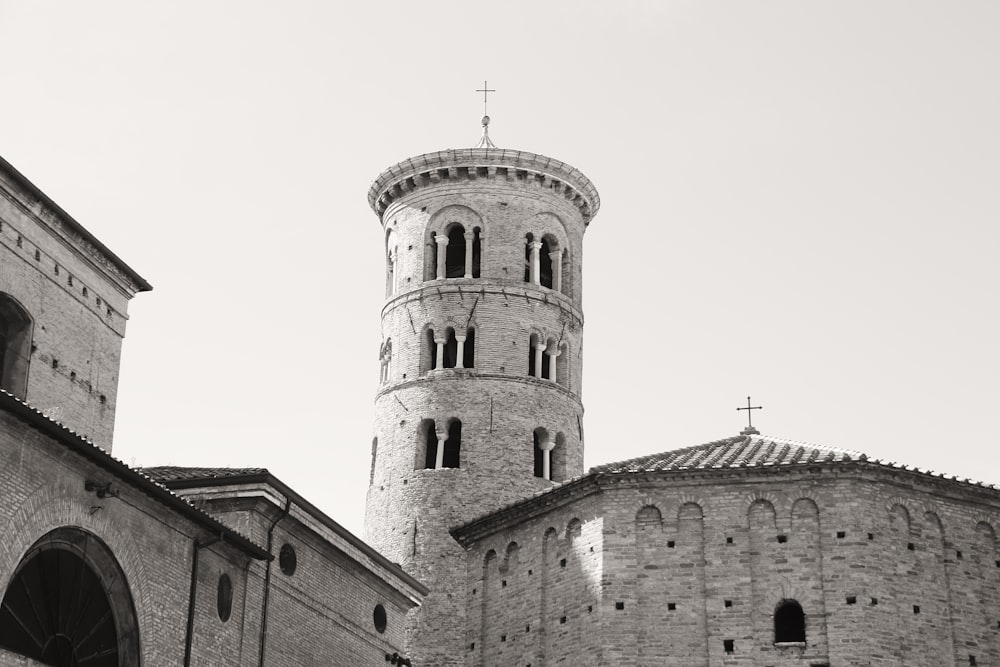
[364,116,599,666]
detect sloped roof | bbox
[590,434,865,474]
[141,466,269,483]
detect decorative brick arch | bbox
[747,498,778,530]
[0,489,154,653]
[635,504,663,530]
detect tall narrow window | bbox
[443,328,458,369]
[528,333,539,377]
[443,420,461,468]
[539,237,553,288]
[385,230,398,297]
[533,429,546,478]
[774,600,806,643]
[463,328,475,368]
[421,420,438,470]
[524,233,534,282]
[424,328,437,374]
[379,339,392,384]
[0,293,32,399]
[541,340,552,379]
[445,225,466,278]
[471,227,482,278]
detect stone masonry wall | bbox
[464,467,1000,667]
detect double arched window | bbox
[379,339,392,384]
[523,233,568,295]
[424,326,475,373]
[430,224,481,280]
[0,293,32,399]
[774,599,806,643]
[527,334,567,387]
[532,428,566,481]
[419,418,461,469]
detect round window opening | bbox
[373,603,387,633]
[279,544,297,575]
[217,574,233,622]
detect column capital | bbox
[534,342,548,351]
[547,347,561,358]
[549,249,562,259]
[537,440,556,452]
[528,240,543,250]
[434,338,447,346]
[435,235,450,246]
[463,231,475,241]
[455,336,467,343]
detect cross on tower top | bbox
[737,396,762,435]
[476,80,496,115]
[474,80,497,149]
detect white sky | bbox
[1,1,998,537]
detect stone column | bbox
[533,342,546,378]
[529,240,542,285]
[435,433,448,469]
[455,335,466,368]
[435,235,449,280]
[550,250,562,292]
[547,347,560,382]
[435,338,446,370]
[464,232,475,278]
[538,439,556,480]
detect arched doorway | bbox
[0,527,140,666]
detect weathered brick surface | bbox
[0,167,145,450]
[461,467,1000,667]
[365,151,598,666]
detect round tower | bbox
[364,121,599,666]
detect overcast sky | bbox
[2,1,998,537]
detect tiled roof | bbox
[140,466,269,483]
[590,434,866,474]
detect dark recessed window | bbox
[907,542,915,551]
[667,540,675,548]
[615,602,625,610]
[279,544,297,575]
[846,596,857,605]
[777,534,788,544]
[724,599,733,608]
[837,531,846,539]
[217,574,233,622]
[774,599,805,643]
[726,536,733,544]
[373,603,387,633]
[723,639,735,654]
[667,603,676,611]
[913,605,920,614]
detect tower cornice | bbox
[368,148,600,224]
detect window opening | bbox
[442,420,461,468]
[443,328,458,368]
[425,329,437,373]
[463,328,475,368]
[524,233,534,282]
[0,293,32,399]
[422,420,439,469]
[471,227,482,278]
[445,225,466,278]
[774,599,805,643]
[539,237,553,288]
[533,428,550,479]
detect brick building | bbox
[0,155,424,666]
[365,119,1000,666]
[3,113,999,667]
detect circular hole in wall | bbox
[217,574,233,622]
[279,544,297,575]
[373,603,387,633]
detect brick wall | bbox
[462,467,1000,666]
[365,153,598,666]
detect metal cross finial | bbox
[476,80,496,115]
[737,396,762,435]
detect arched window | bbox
[443,327,458,369]
[423,328,437,374]
[370,437,378,484]
[524,233,534,283]
[463,327,475,368]
[471,226,482,278]
[385,229,398,297]
[0,527,140,666]
[774,599,805,643]
[379,339,392,384]
[420,419,438,469]
[528,333,540,377]
[533,427,553,480]
[442,419,461,468]
[555,342,569,388]
[0,293,32,399]
[551,432,567,481]
[539,237,553,288]
[445,225,466,278]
